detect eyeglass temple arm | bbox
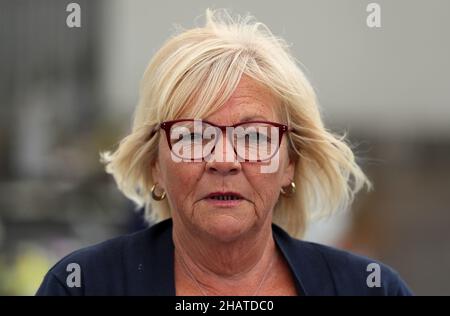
[145,124,161,141]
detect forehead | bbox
[206,76,281,123]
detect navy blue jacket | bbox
[36,218,413,296]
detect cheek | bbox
[242,146,291,209]
[159,139,203,188]
[243,166,283,209]
[165,162,200,187]
[163,164,203,196]
[164,164,204,217]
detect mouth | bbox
[204,192,244,207]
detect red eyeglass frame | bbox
[151,119,292,162]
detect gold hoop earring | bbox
[151,184,166,201]
[281,181,296,196]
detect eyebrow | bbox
[238,115,271,122]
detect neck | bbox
[172,217,277,295]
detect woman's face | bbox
[152,76,294,242]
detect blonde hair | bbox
[100,9,373,238]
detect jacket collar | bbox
[136,218,334,296]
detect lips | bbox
[205,192,244,201]
[203,192,246,208]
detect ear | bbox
[281,158,295,188]
[151,157,164,188]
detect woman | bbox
[37,9,412,296]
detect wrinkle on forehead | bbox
[176,74,284,125]
[206,75,282,124]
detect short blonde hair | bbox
[100,9,372,238]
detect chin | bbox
[202,214,252,243]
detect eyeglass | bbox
[152,119,291,162]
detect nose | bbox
[205,133,241,175]
[206,159,241,175]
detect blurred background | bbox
[0,0,449,295]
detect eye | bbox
[172,132,202,144]
[245,132,270,143]
[191,132,203,140]
[186,132,203,142]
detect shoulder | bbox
[298,240,413,296]
[36,220,172,296]
[273,223,412,296]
